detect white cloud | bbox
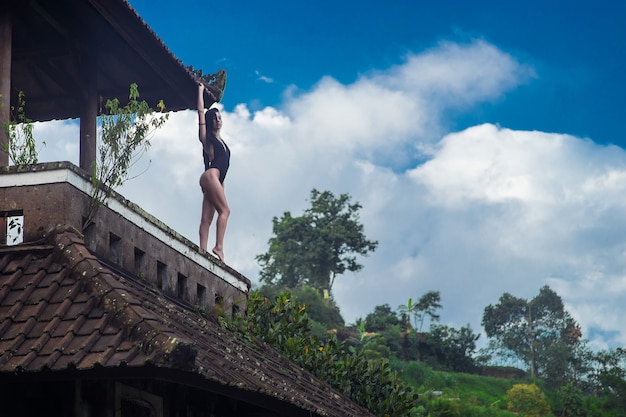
[33,39,626,349]
[255,70,274,84]
[371,40,535,109]
[36,119,80,164]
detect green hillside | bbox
[243,286,626,416]
[394,359,520,416]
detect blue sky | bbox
[131,0,626,147]
[37,0,626,354]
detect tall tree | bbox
[482,285,582,383]
[416,291,443,332]
[588,347,626,408]
[399,291,443,332]
[418,323,480,372]
[364,304,401,332]
[257,189,378,292]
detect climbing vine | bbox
[83,83,168,229]
[2,91,44,167]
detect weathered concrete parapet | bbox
[0,161,250,315]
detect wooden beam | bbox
[29,0,73,44]
[88,0,196,108]
[79,47,97,173]
[0,10,12,167]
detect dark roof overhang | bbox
[8,0,213,122]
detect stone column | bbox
[0,11,12,167]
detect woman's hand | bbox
[197,82,206,112]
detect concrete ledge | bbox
[1,161,250,312]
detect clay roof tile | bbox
[0,226,376,417]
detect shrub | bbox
[506,383,551,416]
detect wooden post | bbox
[79,48,97,173]
[0,11,12,167]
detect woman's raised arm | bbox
[197,83,206,143]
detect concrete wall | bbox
[0,162,249,315]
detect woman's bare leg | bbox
[199,191,216,251]
[200,169,230,261]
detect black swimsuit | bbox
[203,135,231,184]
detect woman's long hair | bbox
[204,108,220,133]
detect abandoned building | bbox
[0,1,376,416]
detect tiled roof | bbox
[0,226,374,417]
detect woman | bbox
[197,82,231,262]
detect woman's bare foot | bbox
[212,247,224,262]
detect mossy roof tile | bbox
[0,227,375,417]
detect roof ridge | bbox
[48,225,198,370]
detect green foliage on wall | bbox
[2,91,44,167]
[84,83,168,229]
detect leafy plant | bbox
[506,383,551,417]
[558,382,586,417]
[222,290,420,417]
[84,83,168,229]
[2,91,44,167]
[6,215,23,245]
[258,284,345,332]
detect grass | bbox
[391,359,524,416]
[391,362,626,417]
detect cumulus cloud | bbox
[402,125,626,348]
[34,39,626,349]
[372,40,535,108]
